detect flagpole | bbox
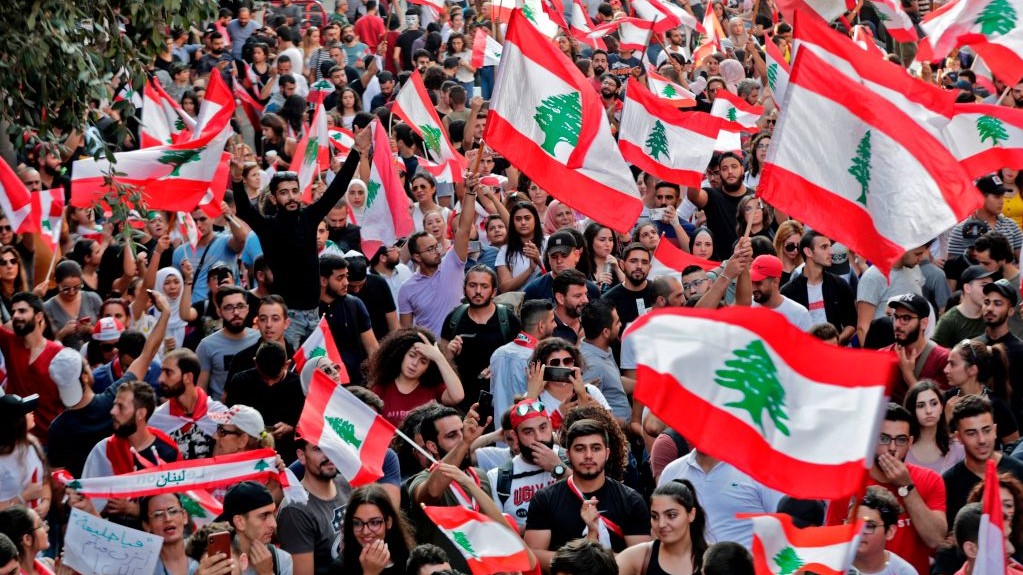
[42,250,59,285]
[393,427,439,464]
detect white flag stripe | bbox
[631,314,885,463]
[752,516,859,572]
[317,387,382,480]
[619,98,716,172]
[440,519,530,559]
[943,111,1023,160]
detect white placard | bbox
[63,508,164,575]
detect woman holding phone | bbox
[525,338,611,429]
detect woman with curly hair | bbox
[330,485,415,575]
[366,328,465,427]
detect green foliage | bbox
[714,340,790,436]
[977,115,1009,146]
[326,416,363,448]
[848,131,872,206]
[645,120,670,161]
[0,0,217,147]
[974,0,1017,36]
[773,547,805,575]
[533,92,582,157]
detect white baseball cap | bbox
[50,348,85,407]
[92,317,125,343]
[209,405,266,439]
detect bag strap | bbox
[446,304,470,337]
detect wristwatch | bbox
[552,465,566,478]
[897,484,915,497]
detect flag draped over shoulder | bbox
[630,307,894,499]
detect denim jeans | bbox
[285,308,319,350]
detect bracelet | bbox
[720,273,735,282]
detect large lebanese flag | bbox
[141,79,196,147]
[0,160,33,233]
[586,18,654,51]
[630,307,894,498]
[293,316,345,377]
[631,0,704,33]
[763,37,791,107]
[943,104,1023,177]
[742,513,862,575]
[359,118,414,257]
[710,89,764,133]
[619,78,720,188]
[297,371,396,486]
[29,189,64,252]
[917,0,1023,76]
[652,238,720,273]
[977,458,1008,575]
[291,103,330,203]
[392,70,468,183]
[760,47,980,277]
[868,0,918,42]
[486,9,642,234]
[646,69,697,107]
[422,506,533,575]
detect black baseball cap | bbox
[0,394,38,415]
[546,231,577,256]
[960,264,996,284]
[216,481,274,522]
[961,220,990,249]
[887,293,929,318]
[977,174,1008,196]
[983,279,1019,307]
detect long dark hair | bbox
[583,222,620,281]
[365,328,443,391]
[955,339,1011,402]
[903,380,950,456]
[0,398,29,455]
[339,485,414,575]
[652,479,708,573]
[0,246,27,298]
[0,505,35,556]
[504,202,543,266]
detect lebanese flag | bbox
[392,70,468,182]
[485,9,642,234]
[329,127,355,158]
[191,72,236,142]
[197,152,232,219]
[234,82,265,130]
[407,0,445,15]
[943,104,1023,177]
[293,316,345,377]
[29,189,64,252]
[0,160,33,233]
[141,79,196,147]
[969,30,1023,89]
[176,211,200,254]
[917,0,1023,70]
[472,29,504,68]
[762,46,980,276]
[710,89,764,133]
[587,18,655,51]
[743,513,862,575]
[547,0,607,49]
[978,458,1008,575]
[763,38,791,106]
[851,25,887,58]
[357,119,415,257]
[308,79,336,105]
[652,237,720,273]
[619,79,719,188]
[646,69,697,107]
[692,9,725,66]
[422,506,533,575]
[520,0,561,38]
[775,0,855,23]
[868,0,918,42]
[493,0,517,22]
[292,103,330,203]
[631,307,894,498]
[53,449,285,499]
[631,0,704,33]
[179,489,224,527]
[297,371,396,485]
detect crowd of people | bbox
[2,0,1023,574]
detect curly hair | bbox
[529,338,587,372]
[560,405,628,481]
[966,473,1023,554]
[365,328,443,394]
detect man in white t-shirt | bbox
[750,255,812,331]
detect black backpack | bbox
[445,303,515,341]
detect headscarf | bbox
[346,178,368,224]
[728,17,750,48]
[154,267,188,348]
[719,58,746,93]
[543,200,578,235]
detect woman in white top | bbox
[0,397,47,516]
[444,33,476,95]
[496,202,546,293]
[410,173,452,233]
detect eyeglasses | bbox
[216,425,244,437]
[0,226,12,233]
[352,517,386,531]
[150,507,185,521]
[221,303,248,314]
[422,244,442,254]
[0,258,17,266]
[59,285,82,294]
[878,433,910,446]
[411,184,431,191]
[546,356,575,367]
[783,243,798,252]
[682,278,707,291]
[862,521,879,534]
[756,143,771,150]
[892,314,919,323]
[34,522,48,532]
[515,401,545,417]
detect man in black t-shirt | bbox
[524,419,650,570]
[686,152,749,261]
[318,254,378,385]
[602,243,655,330]
[345,255,399,341]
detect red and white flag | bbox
[493,0,517,22]
[191,72,236,142]
[851,25,887,58]
[943,104,1023,177]
[0,160,33,233]
[619,79,720,188]
[917,0,1023,83]
[234,82,265,130]
[328,127,355,158]
[293,316,345,377]
[631,0,704,33]
[692,9,725,66]
[520,0,561,38]
[977,458,1008,575]
[407,0,445,16]
[868,0,918,42]
[775,0,855,23]
[630,307,894,498]
[710,89,764,133]
[422,506,533,575]
[472,28,504,67]
[646,69,697,107]
[297,371,396,485]
[176,211,199,254]
[358,119,415,258]
[308,79,337,105]
[291,103,330,203]
[652,237,721,273]
[547,0,607,48]
[763,37,791,106]
[28,189,64,252]
[762,44,979,276]
[485,10,642,234]
[141,79,196,147]
[393,70,468,182]
[742,513,862,575]
[587,17,655,51]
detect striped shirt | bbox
[947,214,1023,258]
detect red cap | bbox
[509,399,548,430]
[750,255,783,282]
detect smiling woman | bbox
[331,485,414,575]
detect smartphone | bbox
[477,390,493,419]
[207,531,232,558]
[394,237,408,249]
[649,207,667,220]
[543,366,574,383]
[468,240,481,253]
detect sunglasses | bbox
[546,356,575,367]
[0,226,12,233]
[0,258,17,266]
[784,242,798,252]
[216,425,244,437]
[514,401,545,417]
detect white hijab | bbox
[154,267,188,348]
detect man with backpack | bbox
[440,265,519,413]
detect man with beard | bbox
[319,254,377,386]
[879,293,949,404]
[228,295,295,385]
[602,244,655,329]
[525,419,650,569]
[408,405,491,573]
[234,127,371,348]
[324,200,362,254]
[932,265,995,347]
[856,245,930,345]
[823,404,947,575]
[490,300,557,424]
[524,232,601,305]
[686,152,749,261]
[371,244,413,306]
[0,292,66,443]
[598,74,623,130]
[580,301,629,425]
[149,349,229,460]
[487,399,567,529]
[978,280,1023,421]
[197,32,228,75]
[781,230,857,344]
[196,286,261,401]
[749,255,812,331]
[589,50,610,92]
[551,270,590,345]
[77,380,181,526]
[441,266,520,412]
[278,439,348,575]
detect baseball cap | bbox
[749,255,783,282]
[546,231,577,256]
[216,481,274,523]
[983,278,1019,307]
[510,399,548,430]
[887,293,930,318]
[92,317,125,343]
[830,242,851,275]
[960,220,990,249]
[960,264,996,285]
[0,394,39,415]
[976,174,1007,196]
[50,348,85,407]
[209,405,266,439]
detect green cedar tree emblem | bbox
[661,84,678,98]
[767,63,778,92]
[254,459,272,472]
[714,340,790,436]
[158,148,204,176]
[974,0,1017,36]
[847,130,872,207]
[452,531,478,557]
[313,80,332,91]
[310,346,327,359]
[645,120,670,161]
[522,2,537,22]
[725,107,738,122]
[773,547,805,575]
[876,9,890,22]
[534,92,582,157]
[179,494,208,518]
[67,480,83,490]
[174,116,186,131]
[367,179,381,207]
[304,137,320,166]
[420,124,443,157]
[977,115,1009,146]
[326,416,363,448]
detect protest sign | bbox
[63,508,163,575]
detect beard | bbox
[600,88,615,99]
[895,325,921,346]
[468,294,493,309]
[752,289,770,305]
[520,438,555,464]
[11,318,35,337]
[721,177,743,193]
[309,459,339,480]
[437,443,471,469]
[113,418,138,438]
[625,270,647,287]
[593,65,606,75]
[224,317,247,334]
[159,379,186,399]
